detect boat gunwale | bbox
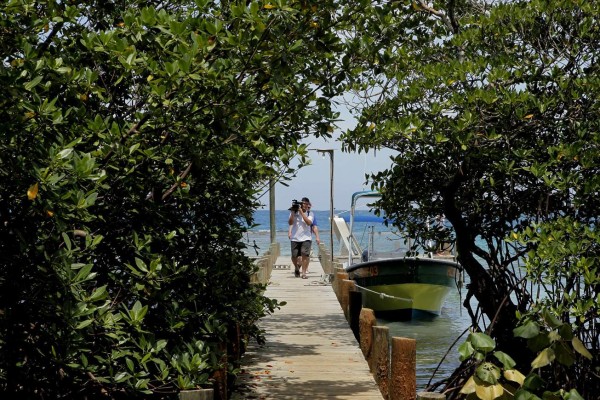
[345,256,461,273]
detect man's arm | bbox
[299,208,312,225]
[313,225,321,244]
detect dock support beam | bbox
[390,337,417,400]
[372,326,390,399]
[179,389,214,400]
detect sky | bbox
[262,137,396,211]
[257,104,398,211]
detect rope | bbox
[353,283,413,302]
[307,274,332,286]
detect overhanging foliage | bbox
[338,0,599,397]
[0,0,345,398]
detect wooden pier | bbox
[232,255,383,399]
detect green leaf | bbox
[89,285,107,302]
[527,333,551,352]
[522,373,545,391]
[126,357,134,372]
[503,369,525,385]
[129,143,140,155]
[558,324,573,340]
[554,342,575,367]
[564,389,585,400]
[205,21,217,35]
[470,332,496,352]
[541,309,562,329]
[475,382,504,400]
[85,192,98,206]
[132,300,143,313]
[155,339,167,352]
[74,264,93,283]
[514,321,540,339]
[57,148,74,159]
[460,376,477,394]
[24,76,43,91]
[531,348,555,369]
[458,340,475,361]
[91,234,104,247]
[62,232,72,251]
[493,351,516,369]
[475,362,501,384]
[114,372,129,383]
[514,388,542,400]
[135,258,148,273]
[571,337,592,360]
[76,319,94,329]
[290,39,303,52]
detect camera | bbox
[289,199,302,211]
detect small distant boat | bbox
[336,191,462,321]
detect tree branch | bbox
[161,162,193,202]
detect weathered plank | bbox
[232,255,383,399]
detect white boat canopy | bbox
[348,190,382,265]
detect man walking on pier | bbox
[288,197,314,279]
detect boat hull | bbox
[345,257,460,320]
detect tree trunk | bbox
[442,177,530,367]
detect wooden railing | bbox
[317,242,347,276]
[250,242,280,284]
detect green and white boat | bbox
[338,191,462,321]
[346,257,461,320]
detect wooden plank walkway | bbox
[231,256,383,399]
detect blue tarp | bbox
[341,215,386,223]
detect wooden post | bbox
[333,262,344,273]
[227,323,241,363]
[269,177,276,244]
[270,242,280,258]
[257,257,266,284]
[341,279,356,320]
[348,290,362,341]
[179,389,214,400]
[264,256,270,283]
[371,326,390,399]
[390,337,417,400]
[267,251,274,279]
[318,243,332,275]
[210,342,228,400]
[334,271,348,302]
[358,308,377,358]
[333,265,345,286]
[416,392,446,399]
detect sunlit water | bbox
[245,210,471,390]
[382,289,469,390]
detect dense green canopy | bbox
[0,0,344,398]
[339,0,598,397]
[1,0,598,398]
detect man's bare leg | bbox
[301,255,310,277]
[291,255,300,277]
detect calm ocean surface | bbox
[242,209,405,256]
[244,210,471,390]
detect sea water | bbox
[241,209,404,257]
[243,209,471,391]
